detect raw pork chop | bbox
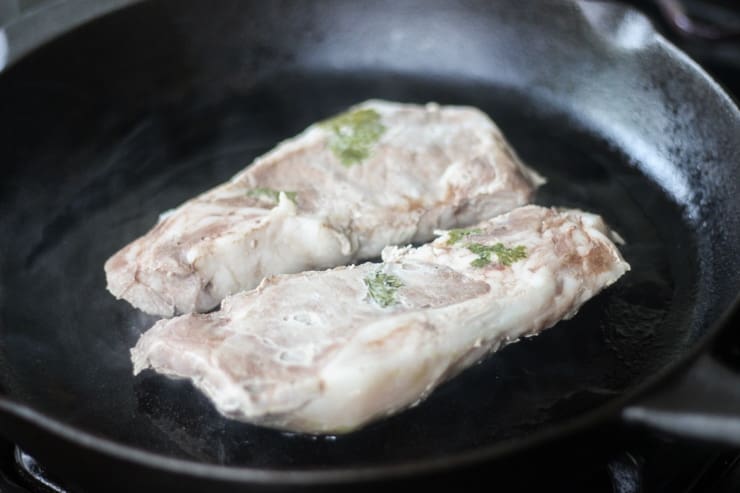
[105,100,544,316]
[131,205,629,434]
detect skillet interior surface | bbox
[0,0,739,470]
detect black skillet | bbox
[0,0,739,491]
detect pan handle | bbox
[622,303,740,445]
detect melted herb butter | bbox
[320,108,386,167]
[446,227,483,245]
[246,187,297,205]
[364,270,403,308]
[467,243,527,268]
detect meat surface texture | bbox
[105,100,544,316]
[131,205,630,434]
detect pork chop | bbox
[105,100,544,316]
[131,205,629,434]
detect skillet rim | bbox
[0,0,739,485]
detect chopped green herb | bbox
[246,187,297,205]
[364,270,403,308]
[446,227,483,245]
[320,108,386,167]
[466,243,527,268]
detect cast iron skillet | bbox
[0,0,739,491]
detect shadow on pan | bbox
[0,0,738,491]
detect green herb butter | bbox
[446,227,483,245]
[364,270,403,308]
[466,243,527,268]
[320,108,386,167]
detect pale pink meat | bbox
[131,205,629,434]
[105,100,544,316]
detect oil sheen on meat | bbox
[105,100,544,316]
[131,205,630,434]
